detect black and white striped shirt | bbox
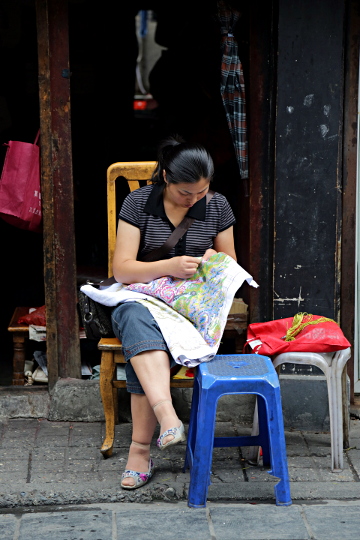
[119,183,236,260]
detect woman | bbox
[111,135,237,489]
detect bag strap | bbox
[90,189,215,288]
[142,189,214,262]
[34,130,40,145]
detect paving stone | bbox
[349,419,360,436]
[304,505,360,540]
[286,445,311,457]
[31,462,64,473]
[303,431,331,445]
[97,458,126,472]
[0,460,28,473]
[69,436,100,447]
[37,425,70,435]
[287,456,316,468]
[67,460,96,472]
[0,449,31,461]
[68,447,99,460]
[288,467,321,482]
[32,448,66,461]
[214,421,237,436]
[0,514,17,539]
[30,473,64,483]
[0,439,35,449]
[245,468,278,482]
[3,419,39,429]
[0,471,28,483]
[175,470,191,482]
[1,429,37,440]
[151,470,177,484]
[116,506,210,539]
[210,505,308,540]
[213,447,242,460]
[98,471,125,484]
[62,472,98,483]
[210,469,245,483]
[307,446,331,457]
[347,448,360,476]
[19,510,113,540]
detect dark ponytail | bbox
[151,135,214,185]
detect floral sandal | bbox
[121,442,154,490]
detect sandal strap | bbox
[158,426,179,443]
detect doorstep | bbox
[0,385,50,420]
[0,376,337,433]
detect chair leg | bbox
[328,352,349,471]
[100,351,116,458]
[327,368,341,471]
[342,367,350,449]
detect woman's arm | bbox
[203,226,237,261]
[112,220,201,284]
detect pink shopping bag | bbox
[0,130,42,232]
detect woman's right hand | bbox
[167,256,201,279]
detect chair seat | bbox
[185,354,292,508]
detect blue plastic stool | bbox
[184,354,292,508]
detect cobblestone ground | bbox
[0,418,359,507]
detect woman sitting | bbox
[111,135,237,489]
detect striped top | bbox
[119,182,236,260]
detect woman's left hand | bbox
[202,249,218,261]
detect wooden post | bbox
[36,0,81,388]
[341,0,360,402]
[248,1,276,323]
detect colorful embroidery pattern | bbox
[126,253,232,347]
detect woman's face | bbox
[164,176,210,209]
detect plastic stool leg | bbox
[187,388,217,508]
[247,399,261,464]
[265,387,292,506]
[184,376,200,471]
[257,395,271,468]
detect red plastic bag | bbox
[0,130,42,232]
[245,313,351,356]
[18,305,46,326]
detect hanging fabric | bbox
[216,0,248,180]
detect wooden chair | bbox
[98,162,247,458]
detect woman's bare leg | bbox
[121,393,157,487]
[130,350,181,436]
[122,350,182,487]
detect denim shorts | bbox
[111,302,176,394]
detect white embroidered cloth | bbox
[81,253,258,367]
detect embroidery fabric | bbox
[80,253,258,367]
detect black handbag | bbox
[78,190,214,340]
[78,285,115,340]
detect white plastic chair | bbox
[249,347,351,471]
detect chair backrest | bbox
[107,161,157,276]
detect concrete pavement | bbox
[0,417,359,538]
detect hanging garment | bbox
[216,0,248,179]
[80,253,258,367]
